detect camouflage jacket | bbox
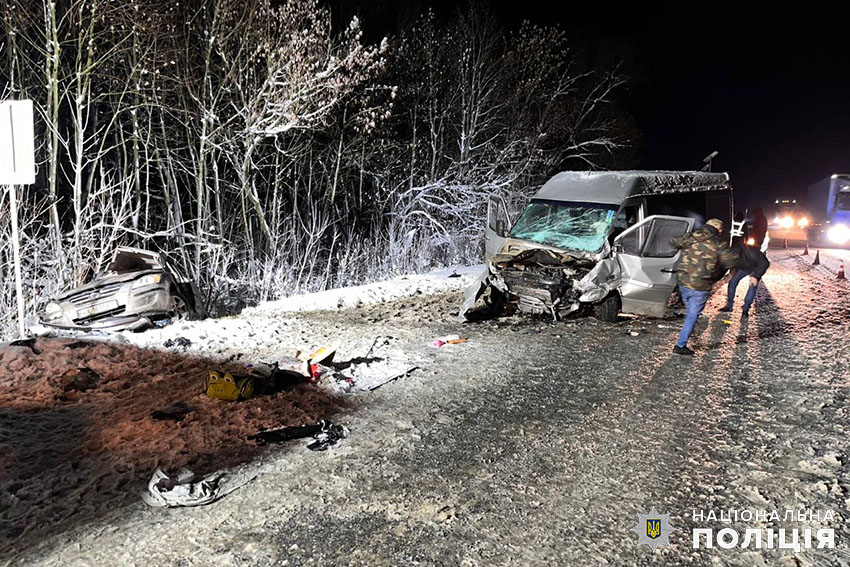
[670,226,739,291]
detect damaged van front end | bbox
[464,171,729,321]
[463,228,624,322]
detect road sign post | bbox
[1,100,36,338]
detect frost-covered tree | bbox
[0,0,634,339]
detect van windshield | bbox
[837,191,850,211]
[508,199,618,253]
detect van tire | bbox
[482,286,506,314]
[592,293,621,322]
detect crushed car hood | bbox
[53,269,163,300]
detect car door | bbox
[613,215,694,317]
[485,195,511,260]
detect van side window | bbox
[618,228,642,255]
[643,218,691,258]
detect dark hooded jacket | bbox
[734,243,770,279]
[670,225,739,291]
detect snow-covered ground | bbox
[119,264,482,362]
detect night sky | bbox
[332,1,849,210]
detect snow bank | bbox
[243,265,482,315]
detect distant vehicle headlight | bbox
[797,217,809,228]
[827,224,850,245]
[746,237,755,246]
[131,274,163,289]
[43,301,63,321]
[778,216,794,228]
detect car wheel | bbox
[592,293,621,322]
[169,293,188,318]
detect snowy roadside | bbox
[116,264,483,363]
[0,264,483,565]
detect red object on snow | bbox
[838,261,846,280]
[803,242,809,255]
[309,363,321,380]
[813,250,820,265]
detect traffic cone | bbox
[839,261,846,280]
[813,250,820,265]
[783,238,788,249]
[803,242,809,255]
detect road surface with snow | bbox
[2,249,849,567]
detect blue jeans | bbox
[677,286,710,348]
[725,269,758,313]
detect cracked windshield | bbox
[508,200,618,252]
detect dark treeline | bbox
[0,0,635,337]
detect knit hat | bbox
[705,218,724,232]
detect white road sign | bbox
[0,99,36,185]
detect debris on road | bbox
[248,419,350,451]
[430,334,468,347]
[141,467,255,508]
[205,370,255,401]
[164,337,192,348]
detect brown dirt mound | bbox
[0,337,345,547]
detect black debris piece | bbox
[10,338,40,355]
[164,337,192,348]
[307,423,350,451]
[63,341,91,350]
[249,420,349,450]
[151,402,192,421]
[249,362,308,395]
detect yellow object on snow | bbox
[205,370,254,401]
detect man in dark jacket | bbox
[669,218,739,355]
[719,242,770,317]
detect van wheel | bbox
[482,286,506,314]
[592,293,621,322]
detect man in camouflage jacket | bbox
[669,218,739,355]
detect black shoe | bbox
[741,311,750,318]
[673,345,695,355]
[719,305,733,312]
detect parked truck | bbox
[807,174,850,246]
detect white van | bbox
[463,171,733,321]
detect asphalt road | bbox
[10,249,850,567]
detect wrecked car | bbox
[40,247,206,332]
[463,171,733,322]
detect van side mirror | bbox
[495,219,507,237]
[613,243,623,254]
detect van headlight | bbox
[131,274,162,289]
[797,217,809,228]
[43,301,63,321]
[827,224,850,245]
